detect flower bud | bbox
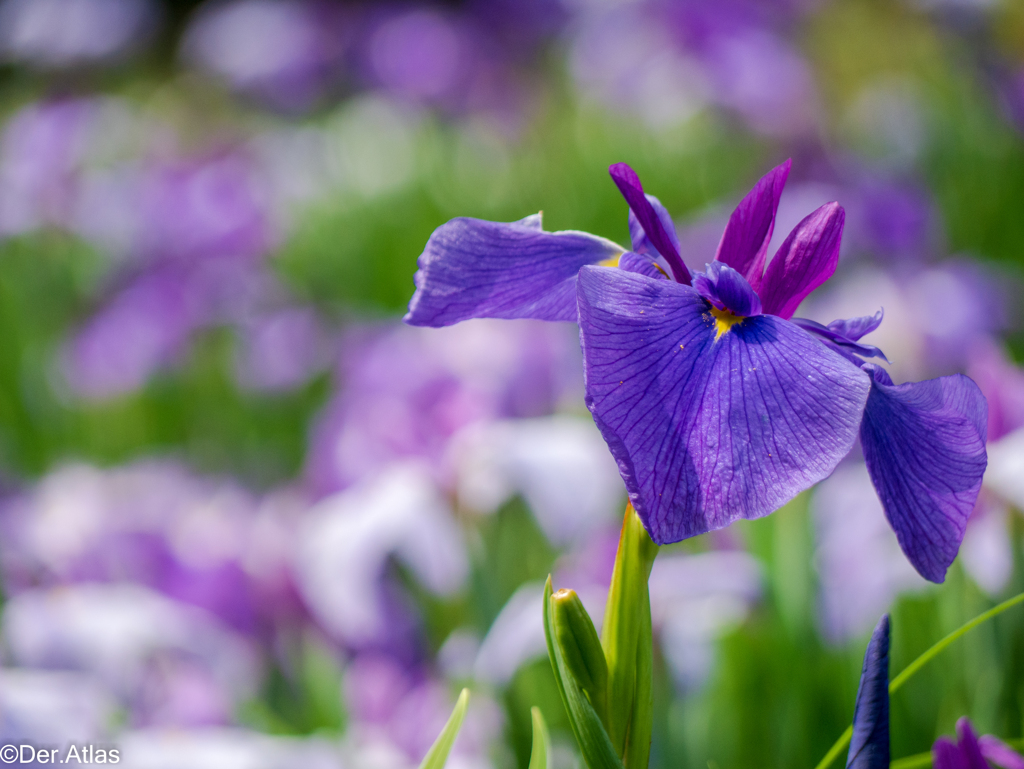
[550,587,608,726]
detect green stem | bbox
[601,504,658,764]
[812,591,1024,769]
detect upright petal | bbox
[609,163,691,285]
[933,719,989,769]
[860,366,988,583]
[628,193,680,262]
[847,615,890,769]
[405,215,623,326]
[576,266,870,544]
[759,202,845,320]
[714,159,791,289]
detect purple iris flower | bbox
[406,161,988,582]
[847,614,890,769]
[934,718,1024,769]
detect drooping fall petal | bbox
[576,266,869,544]
[860,366,988,583]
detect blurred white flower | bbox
[985,426,1024,512]
[116,728,343,769]
[812,463,930,644]
[473,582,546,687]
[0,0,156,67]
[294,463,468,645]
[2,584,258,714]
[450,415,623,545]
[648,551,762,691]
[0,669,115,743]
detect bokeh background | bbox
[1,0,1024,766]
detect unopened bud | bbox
[550,587,608,726]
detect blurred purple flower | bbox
[0,100,95,235]
[967,340,1024,443]
[2,583,257,728]
[934,718,1024,769]
[0,0,157,68]
[61,268,198,399]
[569,0,817,135]
[233,307,329,393]
[306,319,579,496]
[358,5,532,126]
[135,154,275,265]
[182,0,350,113]
[0,461,303,637]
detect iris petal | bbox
[609,163,691,285]
[759,202,845,320]
[715,159,791,289]
[576,266,870,544]
[693,261,762,316]
[859,365,988,583]
[628,193,681,264]
[620,251,667,280]
[405,214,623,326]
[847,614,890,769]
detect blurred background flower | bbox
[0,0,1022,767]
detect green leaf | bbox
[529,707,551,769]
[418,688,470,769]
[543,577,625,769]
[600,505,658,762]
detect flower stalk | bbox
[601,504,658,766]
[544,504,658,769]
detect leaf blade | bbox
[418,688,470,769]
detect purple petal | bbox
[860,366,988,583]
[576,266,870,544]
[759,202,845,320]
[714,159,791,288]
[954,719,990,769]
[405,215,623,326]
[829,311,884,342]
[790,317,889,363]
[934,738,968,769]
[980,735,1024,769]
[693,261,762,316]
[609,163,691,285]
[846,615,890,769]
[628,192,681,261]
[620,251,667,280]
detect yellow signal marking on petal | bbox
[599,251,623,268]
[711,307,745,340]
